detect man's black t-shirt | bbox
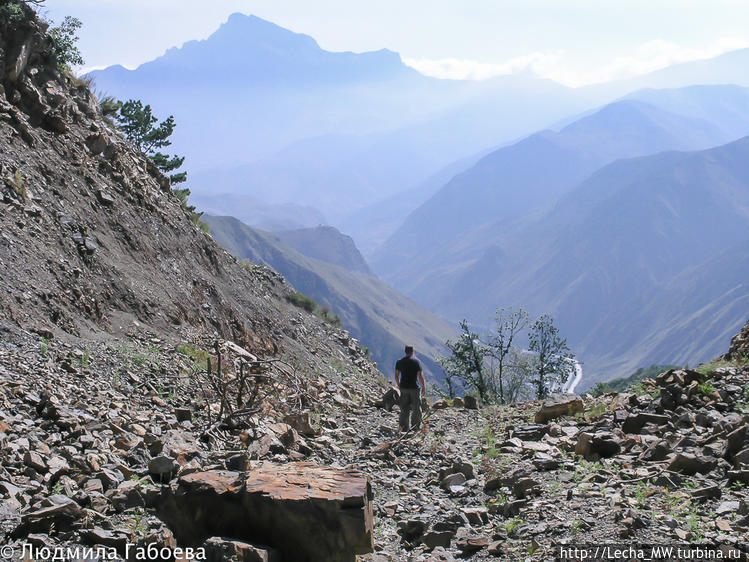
[396,356,421,389]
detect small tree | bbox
[528,314,575,399]
[115,100,205,228]
[49,16,84,72]
[487,307,528,404]
[443,320,490,403]
[116,100,184,183]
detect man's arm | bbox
[418,371,426,396]
[394,369,401,388]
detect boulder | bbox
[621,412,670,434]
[283,412,317,436]
[667,453,718,475]
[463,396,478,410]
[575,431,622,459]
[203,537,279,562]
[380,388,399,412]
[534,394,583,423]
[157,463,373,562]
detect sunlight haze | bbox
[46,0,749,86]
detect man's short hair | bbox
[404,345,414,355]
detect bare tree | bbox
[487,307,528,403]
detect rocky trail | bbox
[2,317,748,560]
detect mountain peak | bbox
[210,12,321,51]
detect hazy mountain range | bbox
[381,134,749,383]
[90,13,749,387]
[90,13,596,228]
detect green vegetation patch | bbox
[286,291,342,327]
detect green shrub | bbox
[6,169,27,200]
[0,2,26,28]
[286,291,342,327]
[49,15,84,72]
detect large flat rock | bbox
[156,463,373,562]
[534,394,583,423]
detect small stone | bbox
[24,451,48,472]
[716,520,732,532]
[440,472,466,491]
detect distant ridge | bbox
[204,215,456,380]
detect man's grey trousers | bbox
[398,388,421,431]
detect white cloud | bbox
[405,37,749,87]
[403,52,563,81]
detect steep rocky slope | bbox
[1,6,387,558]
[0,8,358,370]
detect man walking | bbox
[395,345,426,432]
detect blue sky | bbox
[44,0,749,87]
